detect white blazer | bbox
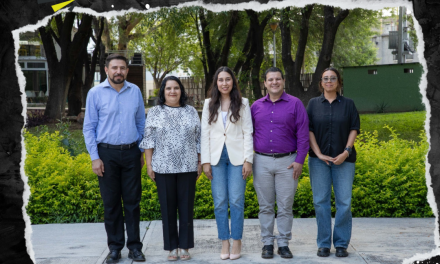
[201,97,253,166]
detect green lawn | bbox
[360,111,426,142]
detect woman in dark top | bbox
[306,67,360,258]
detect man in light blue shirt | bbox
[83,54,146,263]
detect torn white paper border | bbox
[14,0,434,263]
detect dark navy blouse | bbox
[306,93,360,163]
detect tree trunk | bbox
[199,9,239,96]
[83,17,105,106]
[40,13,93,120]
[99,42,106,82]
[233,23,253,75]
[67,61,83,116]
[117,14,143,51]
[412,0,440,241]
[246,10,272,100]
[308,6,349,104]
[101,18,113,51]
[280,5,314,99]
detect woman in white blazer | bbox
[201,66,253,260]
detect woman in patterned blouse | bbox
[201,67,253,260]
[140,76,202,261]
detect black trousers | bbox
[155,172,197,251]
[98,145,143,251]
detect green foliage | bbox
[130,8,199,87]
[352,126,430,217]
[25,122,431,224]
[152,88,159,97]
[332,8,380,68]
[194,176,215,219]
[25,130,103,224]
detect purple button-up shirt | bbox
[251,92,309,164]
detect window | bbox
[18,45,42,57]
[23,70,47,92]
[368,69,378,75]
[27,62,45,69]
[404,68,414,73]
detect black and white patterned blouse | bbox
[139,104,201,174]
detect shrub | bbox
[25,126,432,224]
[25,131,103,224]
[351,126,431,217]
[26,109,50,128]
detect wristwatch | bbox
[344,146,352,157]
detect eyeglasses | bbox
[321,77,338,83]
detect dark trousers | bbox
[98,145,143,251]
[155,172,197,251]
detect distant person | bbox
[83,53,146,263]
[251,67,309,259]
[201,66,253,260]
[140,76,202,261]
[306,67,360,258]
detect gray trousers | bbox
[253,153,299,247]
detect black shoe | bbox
[106,250,121,263]
[277,246,293,258]
[128,249,146,262]
[261,245,274,259]
[335,247,348,257]
[317,247,330,257]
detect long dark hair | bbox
[158,76,188,107]
[208,67,242,125]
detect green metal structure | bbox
[342,63,424,113]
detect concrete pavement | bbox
[31,218,436,264]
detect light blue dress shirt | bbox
[83,79,146,161]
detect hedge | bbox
[24,126,432,224]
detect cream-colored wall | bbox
[146,80,156,99]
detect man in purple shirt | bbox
[251,67,309,259]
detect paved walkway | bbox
[31,218,436,264]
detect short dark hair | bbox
[318,67,343,93]
[158,76,188,107]
[105,54,129,68]
[264,67,284,81]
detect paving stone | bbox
[31,218,436,264]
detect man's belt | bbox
[255,151,296,158]
[98,142,137,150]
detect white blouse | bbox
[139,104,201,174]
[221,111,228,128]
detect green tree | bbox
[130,8,199,90]
[332,8,380,69]
[279,5,379,105]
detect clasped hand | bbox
[318,151,349,166]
